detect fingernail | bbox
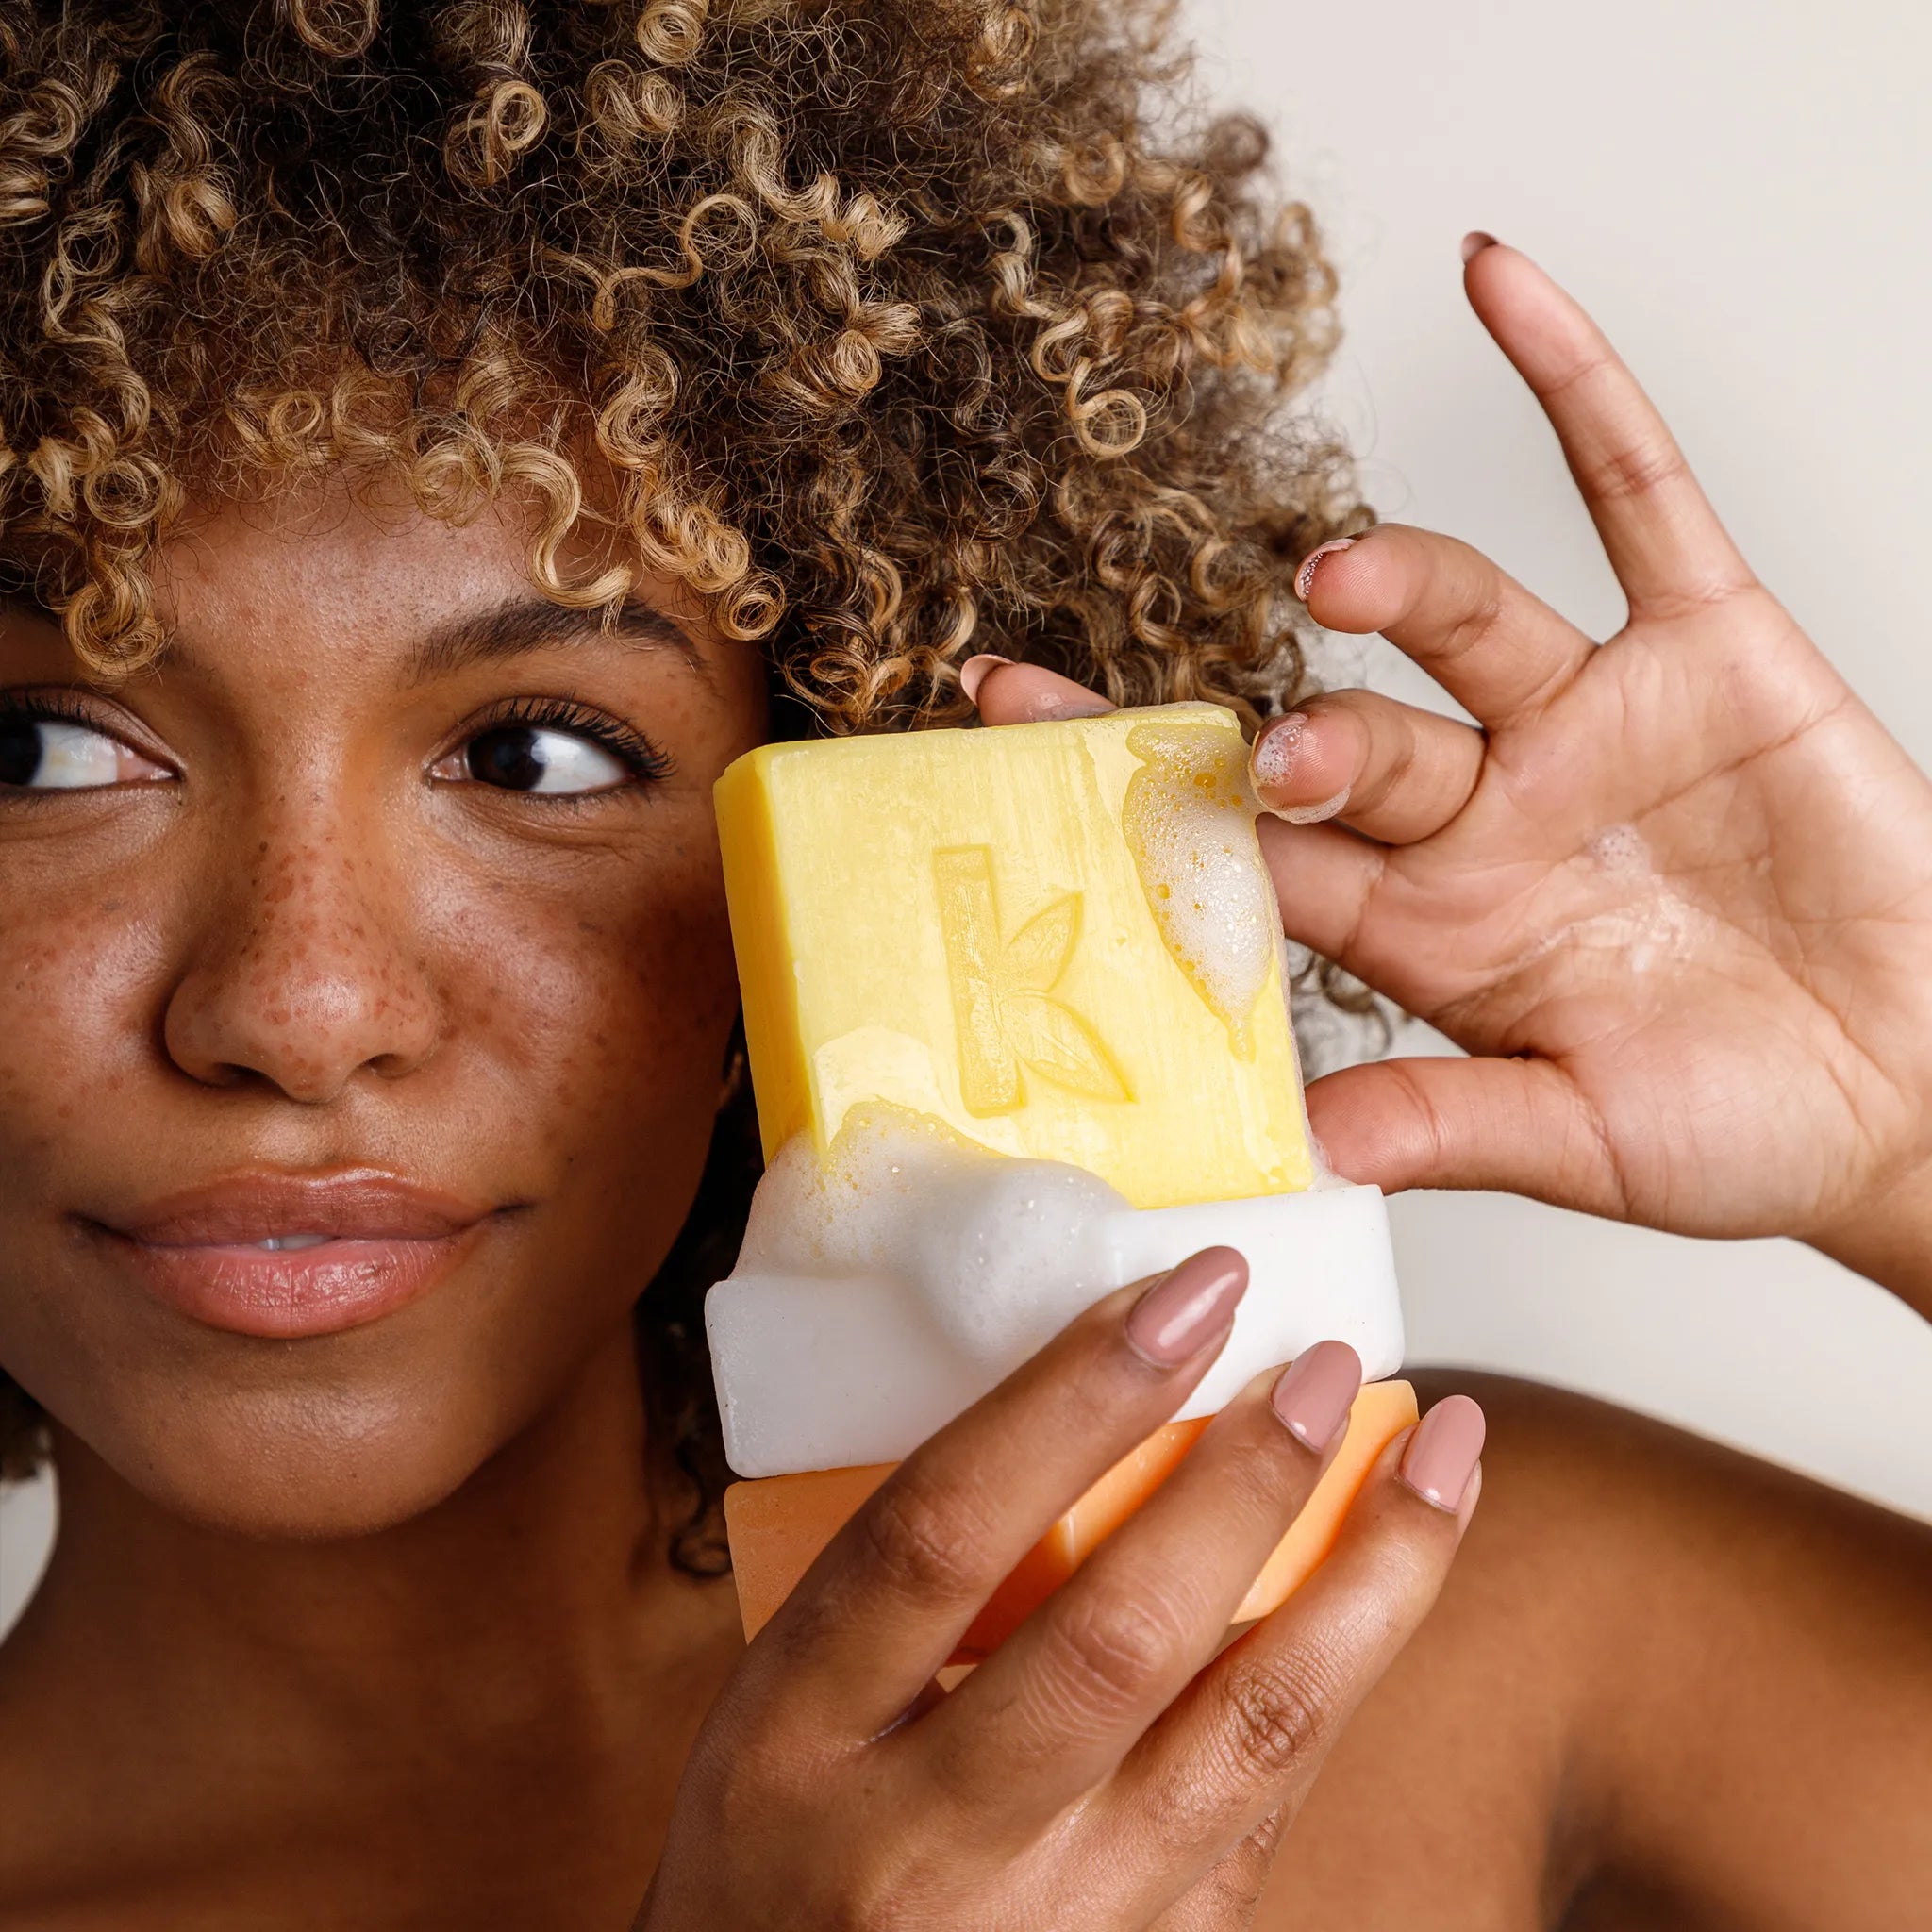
[1251,714,1351,824]
[959,653,1013,704]
[1021,685,1115,723]
[1460,230,1498,264]
[1269,1341,1363,1455]
[1125,1246,1249,1368]
[1400,1394,1487,1513]
[1276,787,1350,826]
[1293,538,1354,604]
[1250,712,1308,798]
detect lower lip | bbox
[113,1233,476,1339]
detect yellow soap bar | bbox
[724,1382,1419,1662]
[715,704,1313,1208]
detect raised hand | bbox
[974,241,1932,1310]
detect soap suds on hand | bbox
[1121,718,1279,1055]
[1509,822,1709,978]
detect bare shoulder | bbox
[1256,1372,1932,1931]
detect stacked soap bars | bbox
[708,703,1411,1663]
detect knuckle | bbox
[1215,1652,1341,1783]
[1434,579,1507,668]
[1241,1802,1291,1870]
[1584,436,1689,504]
[1536,345,1615,406]
[1197,1807,1294,1924]
[858,1464,992,1607]
[1352,708,1421,812]
[1043,1588,1187,1709]
[1208,1816,1289,1917]
[684,1717,824,1839]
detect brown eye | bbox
[460,724,633,795]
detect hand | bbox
[639,1253,1482,1930]
[972,240,1932,1308]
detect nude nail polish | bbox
[1399,1393,1486,1512]
[1293,538,1355,604]
[1461,230,1498,263]
[1125,1246,1249,1368]
[1270,1341,1363,1455]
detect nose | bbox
[163,812,441,1104]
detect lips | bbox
[112,1172,487,1247]
[94,1171,500,1340]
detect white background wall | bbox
[5,0,1932,1638]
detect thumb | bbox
[1305,1054,1629,1219]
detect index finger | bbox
[739,1247,1248,1738]
[1463,239,1757,620]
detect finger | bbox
[1145,1804,1291,1932]
[916,1343,1365,1818]
[741,1247,1250,1736]
[1293,523,1593,730]
[1256,819,1505,1024]
[1303,1055,1630,1219]
[964,653,1116,724]
[1254,816,1388,980]
[1462,240,1757,620]
[1095,1401,1483,1901]
[1250,691,1486,844]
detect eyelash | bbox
[0,692,675,791]
[467,695,676,787]
[0,689,116,739]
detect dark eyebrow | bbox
[408,594,704,684]
[1,588,708,682]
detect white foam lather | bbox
[708,1181,1403,1480]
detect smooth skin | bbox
[2,238,1931,1927]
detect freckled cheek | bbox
[448,860,742,1182]
[0,906,158,1177]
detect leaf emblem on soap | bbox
[934,845,1129,1116]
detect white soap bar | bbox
[708,1180,1402,1479]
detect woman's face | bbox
[0,480,766,1537]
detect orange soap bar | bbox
[725,1379,1418,1663]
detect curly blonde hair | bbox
[0,0,1370,1533]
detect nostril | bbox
[164,941,440,1101]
